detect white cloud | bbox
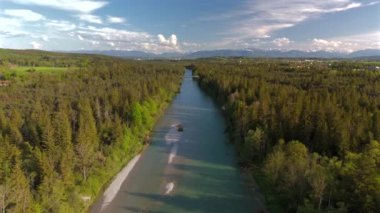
[0,4,180,52]
[170,34,177,46]
[3,9,45,22]
[140,42,180,52]
[0,17,29,38]
[216,0,364,42]
[182,42,200,47]
[77,14,102,24]
[368,1,380,6]
[45,20,76,31]
[157,34,178,46]
[70,26,181,52]
[311,31,380,52]
[6,0,107,13]
[181,41,203,51]
[313,38,339,47]
[248,24,294,39]
[158,34,167,43]
[301,2,361,13]
[30,41,41,49]
[312,38,342,51]
[41,35,49,41]
[273,37,291,47]
[91,40,99,45]
[248,31,380,52]
[78,26,151,42]
[0,17,22,28]
[207,30,380,53]
[107,16,125,24]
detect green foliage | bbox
[0,49,183,212]
[2,67,72,79]
[340,140,380,212]
[76,99,99,182]
[130,103,143,127]
[241,127,265,162]
[194,59,380,212]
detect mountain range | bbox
[76,49,380,59]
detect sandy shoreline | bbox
[94,124,182,212]
[96,154,141,212]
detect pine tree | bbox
[75,99,98,181]
[53,108,74,186]
[9,156,32,212]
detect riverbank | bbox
[191,60,380,212]
[92,122,184,212]
[85,90,181,212]
[191,71,268,212]
[95,154,141,212]
[90,69,264,212]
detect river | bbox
[92,69,265,213]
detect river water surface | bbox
[92,69,264,212]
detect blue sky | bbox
[0,0,379,52]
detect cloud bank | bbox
[230,0,363,38]
[6,0,108,13]
[3,9,45,21]
[77,14,102,24]
[30,41,41,49]
[107,16,125,24]
[0,0,378,52]
[158,34,178,46]
[273,37,291,47]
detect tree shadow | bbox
[93,70,267,213]
[114,162,266,213]
[122,192,265,213]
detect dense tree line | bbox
[0,49,109,68]
[193,59,380,212]
[0,51,183,212]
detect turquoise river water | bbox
[92,69,265,213]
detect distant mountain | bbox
[76,49,380,59]
[348,49,380,58]
[77,50,155,58]
[186,49,254,58]
[76,50,188,59]
[186,49,348,58]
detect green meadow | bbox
[2,66,75,79]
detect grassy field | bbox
[2,66,75,79]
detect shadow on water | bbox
[92,70,266,213]
[136,71,263,212]
[117,160,265,212]
[122,192,264,213]
[121,163,264,212]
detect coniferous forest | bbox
[0,50,183,212]
[193,59,380,212]
[1,0,379,212]
[1,49,379,213]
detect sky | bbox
[0,0,379,53]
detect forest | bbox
[0,50,183,212]
[1,49,379,212]
[193,59,380,212]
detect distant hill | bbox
[185,49,380,59]
[76,50,185,59]
[77,50,155,58]
[185,49,254,58]
[1,48,379,60]
[348,49,380,58]
[76,48,380,59]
